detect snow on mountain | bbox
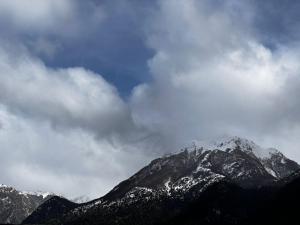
[21,190,54,199]
[192,136,275,158]
[0,184,54,224]
[23,137,300,225]
[63,137,299,218]
[192,136,299,179]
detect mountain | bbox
[156,171,300,225]
[0,184,53,224]
[23,137,300,225]
[101,137,299,201]
[22,196,79,225]
[265,170,300,225]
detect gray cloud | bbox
[0,45,155,198]
[0,47,133,137]
[0,104,151,198]
[0,0,300,199]
[131,0,300,160]
[5,0,154,96]
[0,0,157,199]
[0,0,106,36]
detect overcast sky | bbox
[0,0,300,199]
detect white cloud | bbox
[0,46,153,198]
[0,46,138,139]
[0,0,106,39]
[0,104,151,198]
[131,0,300,161]
[0,0,74,31]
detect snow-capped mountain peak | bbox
[24,137,300,225]
[0,184,54,224]
[192,136,279,160]
[93,137,299,207]
[184,136,300,179]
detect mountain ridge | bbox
[0,184,54,224]
[23,136,300,225]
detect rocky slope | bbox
[23,137,300,225]
[0,184,53,224]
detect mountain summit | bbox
[0,184,53,224]
[102,136,299,201]
[194,136,299,179]
[24,137,300,225]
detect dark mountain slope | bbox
[22,196,78,225]
[157,181,276,225]
[262,171,300,225]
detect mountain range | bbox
[2,137,300,225]
[0,185,53,224]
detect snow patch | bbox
[192,136,281,160]
[265,167,277,178]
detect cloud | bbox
[0,0,107,44]
[0,0,154,95]
[0,0,74,32]
[0,1,156,198]
[131,0,300,160]
[0,104,150,198]
[0,45,154,198]
[1,0,300,199]
[248,0,300,45]
[0,46,139,139]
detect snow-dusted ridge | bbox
[0,184,54,199]
[179,136,298,179]
[186,136,277,159]
[24,137,300,225]
[21,190,54,199]
[72,137,299,214]
[0,184,55,224]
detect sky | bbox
[0,0,300,199]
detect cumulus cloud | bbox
[0,46,138,139]
[0,0,155,198]
[0,45,153,198]
[131,0,300,160]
